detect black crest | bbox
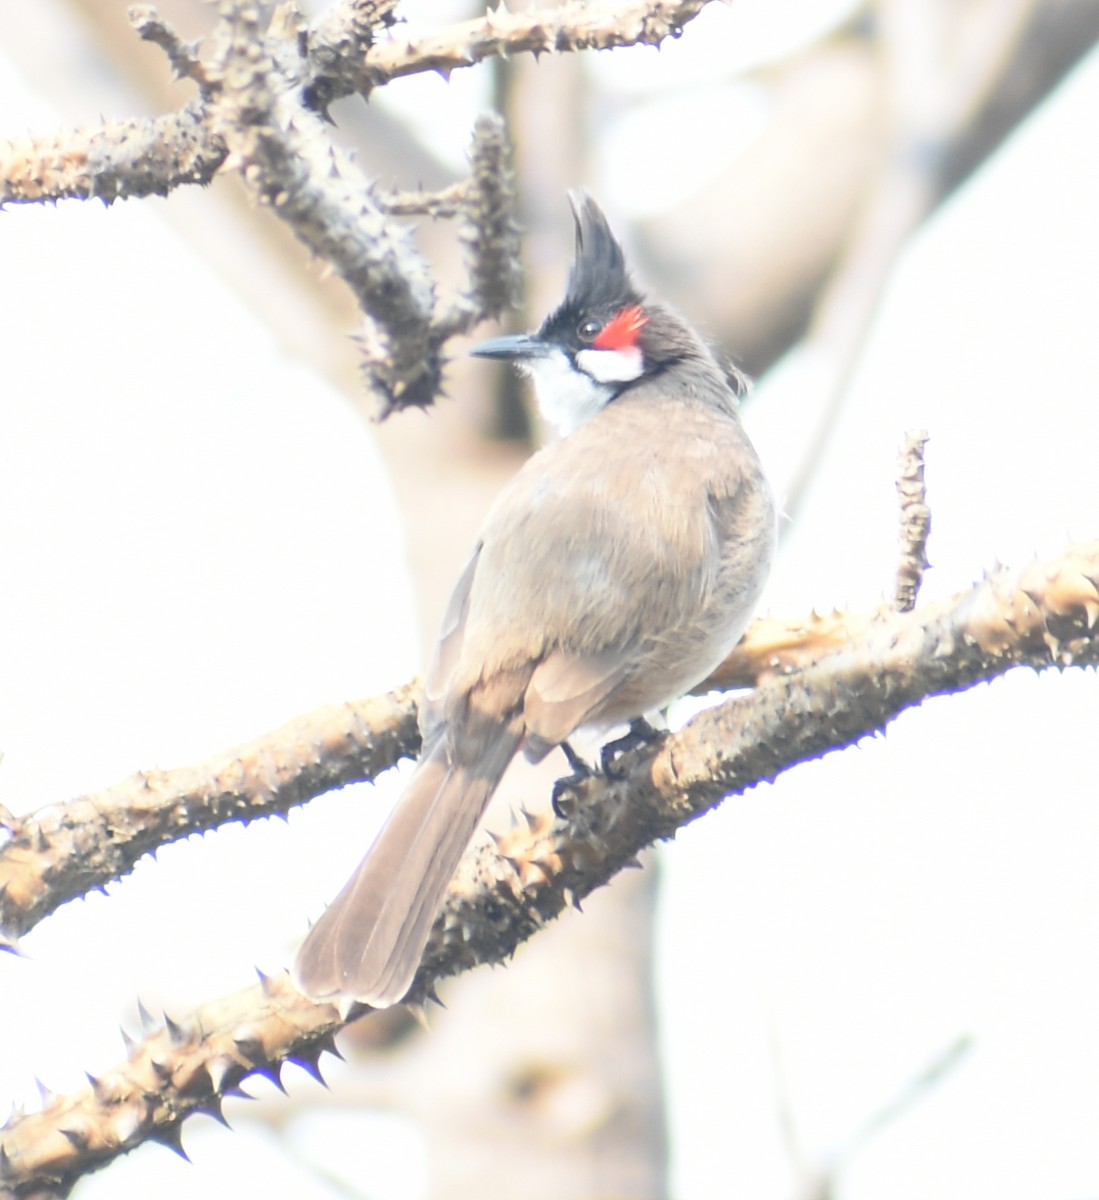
[563,190,642,314]
[536,192,643,350]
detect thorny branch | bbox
[209,1,445,413]
[153,0,696,414]
[2,542,1097,955]
[0,686,421,949]
[0,542,1097,1193]
[130,5,213,90]
[0,0,708,416]
[0,103,225,204]
[0,0,711,208]
[356,0,712,89]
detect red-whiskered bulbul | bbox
[295,191,776,1007]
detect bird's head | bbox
[473,191,718,437]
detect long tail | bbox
[294,727,519,1008]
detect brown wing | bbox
[420,544,481,743]
[522,648,630,760]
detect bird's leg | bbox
[551,741,592,818]
[600,717,660,777]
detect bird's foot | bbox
[600,718,660,778]
[551,741,592,818]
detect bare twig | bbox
[895,429,931,610]
[129,5,213,91]
[776,1032,972,1200]
[846,1035,972,1157]
[374,181,470,217]
[1,544,1096,1193]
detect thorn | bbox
[59,1125,89,1149]
[254,1062,287,1095]
[318,1032,344,1062]
[85,1071,107,1099]
[164,1012,187,1045]
[204,1095,232,1127]
[233,1034,263,1065]
[149,1055,174,1084]
[288,1052,327,1088]
[35,1077,54,1107]
[152,1122,190,1162]
[255,966,278,997]
[136,997,156,1033]
[205,1055,235,1093]
[120,1026,138,1058]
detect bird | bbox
[294,190,776,1008]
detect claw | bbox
[551,741,591,817]
[600,718,658,777]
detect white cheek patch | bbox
[524,348,614,438]
[576,346,644,384]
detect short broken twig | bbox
[895,429,931,611]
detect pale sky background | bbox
[0,2,1096,1198]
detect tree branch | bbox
[1,0,713,212]
[357,0,713,89]
[0,686,420,950]
[0,103,224,206]
[130,5,214,92]
[208,0,447,412]
[2,544,1096,958]
[1,543,1096,1196]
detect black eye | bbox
[577,318,601,342]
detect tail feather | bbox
[294,730,519,1008]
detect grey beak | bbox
[471,333,552,361]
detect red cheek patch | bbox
[593,305,647,351]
